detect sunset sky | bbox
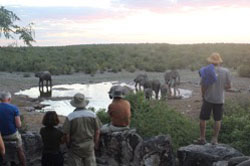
[1,0,250,46]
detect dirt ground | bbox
[1,70,250,132]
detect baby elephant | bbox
[160,84,168,100]
[144,88,153,100]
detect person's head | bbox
[0,91,11,103]
[112,87,125,99]
[70,93,89,108]
[207,52,223,66]
[42,111,59,127]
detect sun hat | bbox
[207,52,223,64]
[112,86,125,98]
[70,93,89,108]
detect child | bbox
[40,111,64,166]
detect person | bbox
[0,91,26,166]
[40,111,64,166]
[101,86,131,133]
[62,93,101,166]
[195,52,231,145]
[0,133,5,164]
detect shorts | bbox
[67,151,96,166]
[200,100,224,121]
[2,131,22,148]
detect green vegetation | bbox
[97,92,199,151]
[0,43,250,76]
[206,94,250,155]
[0,6,35,46]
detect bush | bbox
[128,92,198,150]
[206,96,250,155]
[237,64,250,77]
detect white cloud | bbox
[0,0,112,8]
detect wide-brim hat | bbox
[112,86,125,98]
[70,93,89,108]
[207,52,223,64]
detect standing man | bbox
[62,93,101,166]
[195,52,231,145]
[0,91,26,166]
[101,86,131,133]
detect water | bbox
[15,81,192,116]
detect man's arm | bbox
[201,85,207,99]
[0,134,5,156]
[94,129,100,150]
[15,116,22,128]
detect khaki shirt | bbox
[62,109,102,157]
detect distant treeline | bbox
[1,43,250,76]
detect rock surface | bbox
[177,143,244,166]
[96,129,175,166]
[2,129,175,166]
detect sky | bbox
[1,0,250,46]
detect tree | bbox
[0,6,35,46]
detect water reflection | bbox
[15,81,192,116]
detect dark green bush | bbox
[237,64,250,77]
[98,92,199,151]
[206,95,250,155]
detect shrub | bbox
[237,64,250,77]
[207,96,250,155]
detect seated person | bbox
[101,87,131,133]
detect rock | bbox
[228,156,250,166]
[212,160,228,166]
[96,129,175,166]
[177,144,243,166]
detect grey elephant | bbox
[134,74,148,91]
[108,85,133,99]
[142,79,161,99]
[35,71,52,92]
[144,88,153,100]
[164,70,180,97]
[160,84,168,100]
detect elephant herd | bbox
[109,70,181,100]
[134,70,181,100]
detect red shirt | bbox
[108,99,131,127]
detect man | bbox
[0,133,5,164]
[101,86,131,133]
[195,52,231,145]
[0,91,26,166]
[62,93,101,166]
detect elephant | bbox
[160,84,169,100]
[108,85,133,99]
[134,74,148,91]
[35,71,52,93]
[142,79,161,99]
[164,70,180,97]
[144,88,153,100]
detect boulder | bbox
[96,129,175,166]
[177,143,243,166]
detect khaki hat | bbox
[113,86,125,98]
[70,93,89,108]
[207,52,223,64]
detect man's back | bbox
[204,66,231,104]
[63,109,101,157]
[0,103,19,136]
[108,99,131,127]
